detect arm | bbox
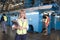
[22,20,28,30]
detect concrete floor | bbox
[0,26,60,40]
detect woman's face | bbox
[20,12,25,18]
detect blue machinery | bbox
[55,14,60,30]
[26,11,43,32]
[0,3,60,34]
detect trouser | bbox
[44,25,49,35]
[1,21,7,33]
[45,27,48,35]
[15,34,27,40]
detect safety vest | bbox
[45,18,50,27]
[3,16,7,21]
[16,18,28,35]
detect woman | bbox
[14,10,28,40]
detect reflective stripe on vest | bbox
[16,19,28,35]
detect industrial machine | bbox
[55,13,60,30]
[8,10,55,33]
[0,3,59,33]
[26,11,43,32]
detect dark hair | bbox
[43,15,46,19]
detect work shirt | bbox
[16,18,28,35]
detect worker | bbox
[44,14,50,35]
[1,14,7,34]
[13,10,28,40]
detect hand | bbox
[23,27,27,29]
[19,27,23,30]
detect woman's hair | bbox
[19,9,26,19]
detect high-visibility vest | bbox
[3,16,7,21]
[16,19,28,35]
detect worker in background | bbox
[13,10,28,40]
[44,14,50,35]
[1,14,7,34]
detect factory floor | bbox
[0,26,60,40]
